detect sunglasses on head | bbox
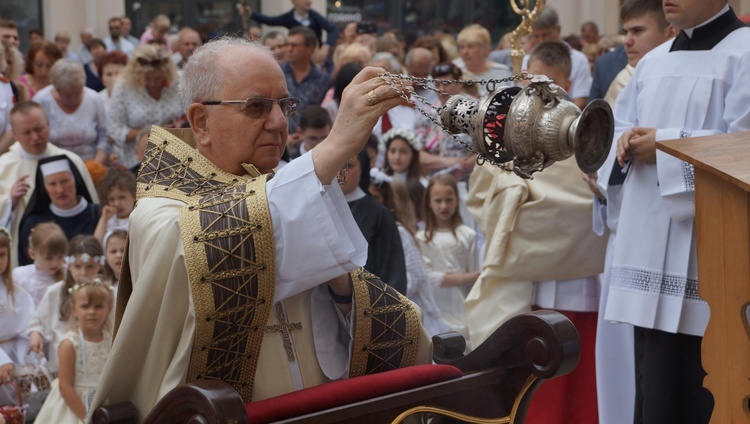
[137,57,168,67]
[431,63,462,79]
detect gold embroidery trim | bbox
[349,270,421,377]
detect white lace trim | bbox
[681,162,695,193]
[610,265,702,301]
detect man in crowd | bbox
[525,7,592,108]
[104,16,136,55]
[0,20,19,49]
[172,27,202,69]
[76,27,95,64]
[90,37,429,418]
[54,31,78,61]
[283,26,330,137]
[120,16,140,47]
[244,0,339,65]
[0,102,98,267]
[263,30,288,63]
[602,0,750,421]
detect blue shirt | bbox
[282,63,331,132]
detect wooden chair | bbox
[93,310,579,424]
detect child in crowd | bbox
[94,170,136,245]
[13,222,68,306]
[417,174,479,342]
[26,235,106,367]
[0,227,35,381]
[102,230,127,286]
[34,275,113,423]
[371,171,478,339]
[381,128,426,223]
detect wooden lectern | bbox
[658,132,750,423]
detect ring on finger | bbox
[367,89,381,105]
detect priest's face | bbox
[10,107,50,155]
[198,46,289,175]
[663,0,724,29]
[44,170,79,210]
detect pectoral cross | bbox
[266,302,303,361]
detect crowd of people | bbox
[0,0,745,422]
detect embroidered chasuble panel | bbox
[350,270,422,377]
[133,127,423,402]
[135,126,276,402]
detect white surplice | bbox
[603,27,750,337]
[591,64,637,424]
[0,278,35,367]
[12,264,59,306]
[90,152,370,418]
[0,142,99,267]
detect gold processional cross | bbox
[266,302,303,361]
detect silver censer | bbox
[438,76,614,179]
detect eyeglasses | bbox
[201,97,301,119]
[137,57,168,67]
[431,63,461,79]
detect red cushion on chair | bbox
[245,364,463,423]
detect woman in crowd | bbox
[18,156,99,266]
[83,39,107,92]
[107,44,182,170]
[33,59,109,163]
[140,14,172,53]
[412,36,450,65]
[0,39,27,103]
[18,41,63,99]
[97,50,128,103]
[455,24,512,96]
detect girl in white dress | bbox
[371,174,478,339]
[0,227,36,381]
[34,275,113,423]
[26,236,105,368]
[12,222,68,306]
[381,128,427,223]
[416,174,479,345]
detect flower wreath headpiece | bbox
[381,128,422,153]
[68,276,114,294]
[369,168,393,187]
[64,253,106,266]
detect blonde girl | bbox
[0,227,35,382]
[35,275,113,423]
[371,173,478,338]
[416,174,479,345]
[13,222,68,306]
[26,235,106,367]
